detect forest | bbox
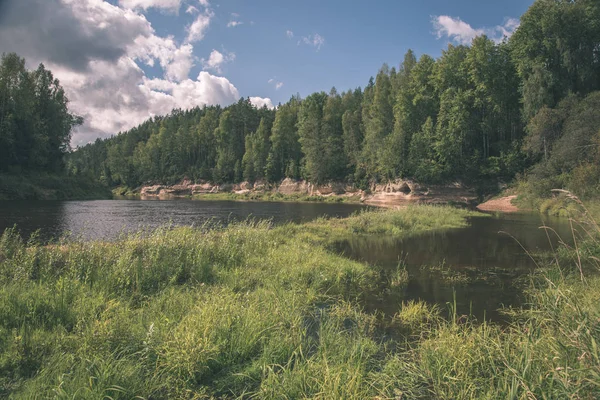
[5,0,600,200]
[0,53,81,173]
[0,53,112,200]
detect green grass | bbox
[112,186,140,198]
[192,191,363,204]
[0,205,599,399]
[0,173,112,200]
[285,205,481,245]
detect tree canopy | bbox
[64,0,600,198]
[0,53,81,173]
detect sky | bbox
[0,0,534,146]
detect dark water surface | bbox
[0,199,572,322]
[0,199,367,241]
[335,213,573,322]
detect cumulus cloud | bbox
[201,50,236,73]
[249,97,274,109]
[186,9,214,43]
[143,72,241,109]
[0,0,262,146]
[119,0,181,12]
[0,0,147,72]
[496,18,520,39]
[186,5,198,14]
[432,15,520,45]
[163,44,194,81]
[286,30,294,38]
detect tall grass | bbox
[0,205,598,398]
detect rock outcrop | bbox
[365,180,476,207]
[139,178,477,207]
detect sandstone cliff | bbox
[139,178,477,208]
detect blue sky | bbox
[137,0,534,105]
[0,0,535,144]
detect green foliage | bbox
[61,0,600,201]
[0,53,81,174]
[511,0,600,119]
[0,173,111,200]
[2,206,600,398]
[0,206,468,398]
[520,91,600,200]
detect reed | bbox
[0,205,598,399]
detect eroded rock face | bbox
[365,180,476,207]
[253,180,268,191]
[218,183,234,193]
[141,185,163,196]
[191,183,215,194]
[372,179,421,195]
[237,181,253,191]
[138,178,476,207]
[311,182,348,196]
[278,178,311,195]
[158,185,192,197]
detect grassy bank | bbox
[513,188,600,222]
[0,173,112,201]
[192,191,362,204]
[0,206,598,398]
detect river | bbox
[0,199,572,322]
[0,199,368,241]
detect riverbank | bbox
[1,205,597,398]
[0,173,112,201]
[476,195,519,213]
[138,178,478,208]
[191,191,363,204]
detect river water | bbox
[335,212,573,321]
[0,199,368,241]
[0,199,572,322]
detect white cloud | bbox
[62,62,243,145]
[0,0,266,145]
[268,78,284,90]
[227,12,243,27]
[432,15,520,45]
[186,9,214,43]
[164,44,194,81]
[286,30,294,38]
[119,0,181,12]
[496,18,520,39]
[143,72,241,110]
[298,33,325,51]
[432,15,483,45]
[185,5,198,14]
[201,49,235,73]
[131,33,195,82]
[249,97,274,109]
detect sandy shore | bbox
[476,195,519,213]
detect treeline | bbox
[0,53,81,173]
[69,0,600,195]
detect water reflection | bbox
[335,213,573,322]
[0,200,573,322]
[0,199,368,241]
